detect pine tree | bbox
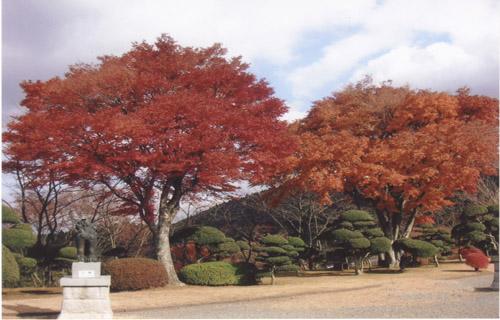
[327,210,392,275]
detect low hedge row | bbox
[179,261,257,286]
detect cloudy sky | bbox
[3,0,499,126]
[2,0,499,201]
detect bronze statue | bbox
[75,219,98,262]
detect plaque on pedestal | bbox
[58,219,112,319]
[58,262,113,319]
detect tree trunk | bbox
[354,259,363,275]
[270,266,276,285]
[378,253,388,267]
[387,246,399,269]
[433,255,439,267]
[308,256,315,271]
[490,255,499,291]
[156,211,184,286]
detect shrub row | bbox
[179,261,257,286]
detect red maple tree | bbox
[278,79,498,266]
[3,35,295,284]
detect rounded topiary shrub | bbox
[2,205,21,224]
[341,210,374,222]
[236,240,250,251]
[179,261,256,286]
[2,226,36,253]
[464,204,488,217]
[217,240,241,256]
[103,258,168,291]
[395,239,438,258]
[287,236,306,248]
[487,204,499,215]
[14,255,37,275]
[465,252,490,271]
[57,246,78,262]
[180,261,237,286]
[2,245,20,287]
[261,234,289,246]
[188,226,227,246]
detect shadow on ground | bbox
[366,269,404,274]
[474,287,499,292]
[3,304,59,319]
[20,290,60,295]
[299,271,357,277]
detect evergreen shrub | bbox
[2,245,20,287]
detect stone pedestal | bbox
[58,262,113,319]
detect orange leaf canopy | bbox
[284,80,498,215]
[4,35,295,221]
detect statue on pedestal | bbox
[74,219,98,262]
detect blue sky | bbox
[2,0,499,202]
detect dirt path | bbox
[3,262,498,319]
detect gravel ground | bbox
[3,262,498,319]
[116,273,498,319]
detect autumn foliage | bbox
[460,248,490,271]
[103,258,168,291]
[3,35,295,283]
[278,79,498,249]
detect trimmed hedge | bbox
[487,204,499,215]
[348,237,371,249]
[365,228,385,238]
[2,245,20,287]
[56,246,78,263]
[58,246,78,259]
[179,261,256,286]
[2,226,36,253]
[2,205,20,224]
[464,230,487,242]
[341,210,374,222]
[370,237,392,254]
[261,234,288,246]
[464,204,488,217]
[395,239,438,258]
[15,255,37,275]
[187,226,226,246]
[236,240,250,251]
[287,236,306,248]
[260,246,288,255]
[217,241,240,255]
[13,223,33,232]
[465,222,486,232]
[103,258,168,291]
[332,229,363,241]
[266,256,291,265]
[465,252,489,271]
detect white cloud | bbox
[350,42,497,95]
[54,0,376,65]
[3,0,499,203]
[3,0,498,123]
[286,0,499,111]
